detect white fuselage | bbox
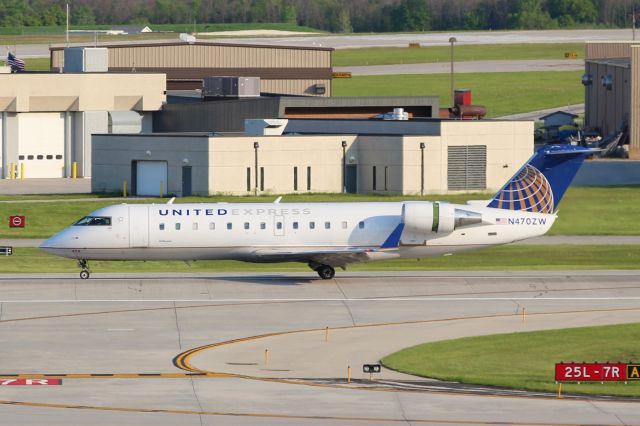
[40,201,555,264]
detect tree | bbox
[72,4,96,25]
[512,0,556,29]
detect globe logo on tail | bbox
[491,165,554,214]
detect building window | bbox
[307,166,311,191]
[27,155,34,160]
[276,221,282,230]
[56,155,62,159]
[359,221,365,229]
[18,155,24,160]
[159,223,165,230]
[260,167,264,191]
[372,166,377,190]
[309,221,315,229]
[342,221,348,229]
[246,167,251,192]
[293,221,299,230]
[244,222,250,230]
[325,221,331,229]
[227,223,232,230]
[37,155,44,160]
[175,223,181,230]
[192,222,198,230]
[293,167,298,191]
[209,222,215,230]
[260,222,266,230]
[46,155,53,160]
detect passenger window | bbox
[18,155,24,160]
[277,222,283,230]
[359,221,365,229]
[46,155,53,160]
[209,222,215,230]
[56,155,62,159]
[37,155,44,160]
[260,222,266,230]
[244,222,250,230]
[27,155,34,160]
[342,221,347,229]
[309,221,315,229]
[159,223,165,230]
[325,221,331,229]
[175,223,181,230]
[293,221,299,230]
[227,223,232,230]
[192,222,198,230]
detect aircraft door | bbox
[273,215,285,237]
[129,205,149,248]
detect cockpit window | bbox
[74,216,112,226]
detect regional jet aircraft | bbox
[41,144,593,279]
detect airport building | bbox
[0,72,165,179]
[92,118,532,196]
[50,40,333,96]
[584,41,640,159]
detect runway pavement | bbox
[0,271,638,425]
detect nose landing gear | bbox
[78,260,90,279]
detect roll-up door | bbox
[136,160,167,196]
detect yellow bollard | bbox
[557,383,562,398]
[20,162,24,180]
[9,162,15,179]
[325,326,329,342]
[264,349,269,368]
[123,179,127,197]
[160,181,164,198]
[347,366,351,384]
[522,307,526,323]
[71,162,77,179]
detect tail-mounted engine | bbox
[401,201,482,245]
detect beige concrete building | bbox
[50,41,333,97]
[92,119,532,196]
[584,41,640,159]
[0,73,165,179]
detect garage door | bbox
[18,113,65,178]
[136,161,167,196]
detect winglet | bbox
[274,196,282,204]
[381,223,404,249]
[167,197,175,205]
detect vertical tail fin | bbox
[487,144,596,213]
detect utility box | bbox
[63,48,109,73]
[203,76,260,98]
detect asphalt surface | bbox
[0,178,91,195]
[334,59,583,75]
[16,29,634,57]
[0,271,639,425]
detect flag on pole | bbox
[7,51,25,72]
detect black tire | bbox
[80,270,90,280]
[317,265,335,280]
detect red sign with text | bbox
[555,363,628,382]
[9,216,25,228]
[0,378,62,386]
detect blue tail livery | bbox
[487,144,596,214]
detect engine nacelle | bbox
[401,202,483,244]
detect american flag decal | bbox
[495,218,508,225]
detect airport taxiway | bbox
[0,271,639,425]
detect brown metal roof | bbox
[49,40,333,52]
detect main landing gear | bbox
[78,259,90,279]
[309,262,336,280]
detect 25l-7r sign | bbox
[556,363,640,382]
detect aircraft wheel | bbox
[80,270,90,280]
[317,265,335,280]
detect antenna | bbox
[66,3,69,45]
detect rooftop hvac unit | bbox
[203,76,261,98]
[63,47,108,73]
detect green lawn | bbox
[0,244,639,274]
[332,71,583,113]
[0,187,638,239]
[333,43,584,67]
[382,323,640,397]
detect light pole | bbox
[419,142,425,196]
[341,140,347,193]
[449,37,457,108]
[253,141,259,196]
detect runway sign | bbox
[0,379,62,386]
[332,72,352,79]
[555,363,628,381]
[9,215,25,228]
[628,364,640,380]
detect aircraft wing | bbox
[251,247,373,268]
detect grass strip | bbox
[0,245,638,274]
[333,43,584,66]
[333,71,583,113]
[382,323,640,397]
